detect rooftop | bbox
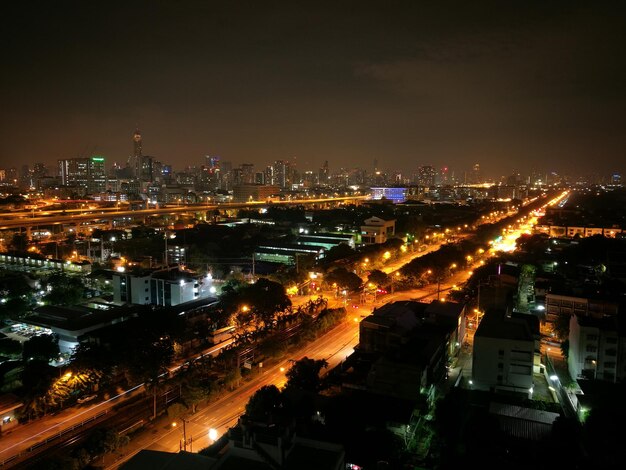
[475,310,534,342]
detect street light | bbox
[391,272,400,293]
[173,418,193,452]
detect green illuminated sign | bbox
[92,156,105,162]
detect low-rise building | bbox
[112,266,215,307]
[472,310,536,397]
[253,244,325,266]
[295,233,355,250]
[356,300,466,400]
[360,216,396,245]
[22,302,136,353]
[0,252,91,273]
[545,293,618,321]
[568,314,624,382]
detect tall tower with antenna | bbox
[131,129,142,178]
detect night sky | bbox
[2,1,625,179]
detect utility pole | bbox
[252,253,255,278]
[164,232,170,266]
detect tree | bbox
[43,273,85,306]
[181,382,210,414]
[244,278,291,327]
[23,334,59,363]
[324,244,356,263]
[20,360,58,418]
[553,313,571,341]
[167,402,188,421]
[0,297,30,321]
[223,367,242,391]
[245,385,285,422]
[285,357,328,393]
[9,233,29,252]
[325,267,362,292]
[367,269,389,288]
[0,337,22,357]
[85,428,129,456]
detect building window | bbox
[510,365,532,375]
[586,345,597,353]
[498,349,504,356]
[605,337,618,344]
[606,348,617,357]
[586,334,598,341]
[498,363,504,369]
[497,375,503,383]
[604,362,616,369]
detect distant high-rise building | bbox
[264,166,273,187]
[319,160,329,185]
[272,160,289,188]
[203,156,221,190]
[133,129,142,159]
[439,166,449,185]
[472,163,481,184]
[206,156,219,169]
[417,165,436,187]
[58,156,106,194]
[130,129,142,178]
[240,163,255,184]
[611,173,622,185]
[220,161,233,190]
[139,156,154,182]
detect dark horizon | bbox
[2,1,625,179]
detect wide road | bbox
[0,196,368,230]
[106,267,477,469]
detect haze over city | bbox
[2,4,626,465]
[2,1,625,179]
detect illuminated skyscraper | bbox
[472,163,481,184]
[272,160,289,188]
[58,156,106,194]
[417,165,436,187]
[133,129,142,159]
[129,129,142,178]
[318,160,329,186]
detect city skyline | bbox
[2,1,625,179]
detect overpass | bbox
[0,195,369,231]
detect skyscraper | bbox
[130,129,142,178]
[272,160,289,188]
[319,160,329,185]
[417,165,436,188]
[472,163,481,184]
[133,129,142,159]
[58,156,106,194]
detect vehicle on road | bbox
[77,394,97,404]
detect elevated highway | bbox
[0,196,368,231]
